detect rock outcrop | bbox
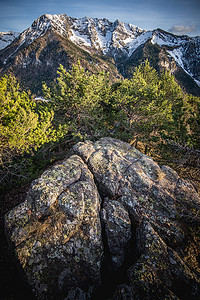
[5,155,103,299]
[5,138,200,299]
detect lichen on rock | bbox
[5,154,103,299]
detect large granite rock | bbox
[5,155,103,299]
[5,138,200,299]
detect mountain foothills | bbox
[0,13,200,95]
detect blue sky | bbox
[0,0,200,36]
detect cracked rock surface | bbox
[4,138,200,299]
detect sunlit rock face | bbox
[5,138,200,299]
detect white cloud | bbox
[168,24,197,35]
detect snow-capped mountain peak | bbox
[66,15,146,55]
[18,14,68,46]
[0,13,200,94]
[0,14,147,56]
[3,14,68,51]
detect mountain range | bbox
[0,13,200,96]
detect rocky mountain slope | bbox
[5,138,200,299]
[0,14,200,95]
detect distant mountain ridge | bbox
[0,14,200,95]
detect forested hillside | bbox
[0,61,200,192]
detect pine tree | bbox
[0,75,57,165]
[109,60,200,151]
[43,62,110,138]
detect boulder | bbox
[5,138,200,299]
[5,155,103,299]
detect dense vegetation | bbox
[0,61,200,191]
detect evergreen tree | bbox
[0,75,57,165]
[43,62,110,138]
[110,60,200,151]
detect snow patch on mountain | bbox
[151,30,186,47]
[168,48,185,69]
[45,14,68,36]
[69,17,112,52]
[21,14,52,45]
[150,29,200,84]
[194,79,200,87]
[70,29,92,48]
[95,30,112,51]
[0,31,20,50]
[127,31,152,57]
[167,46,198,81]
[68,16,145,55]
